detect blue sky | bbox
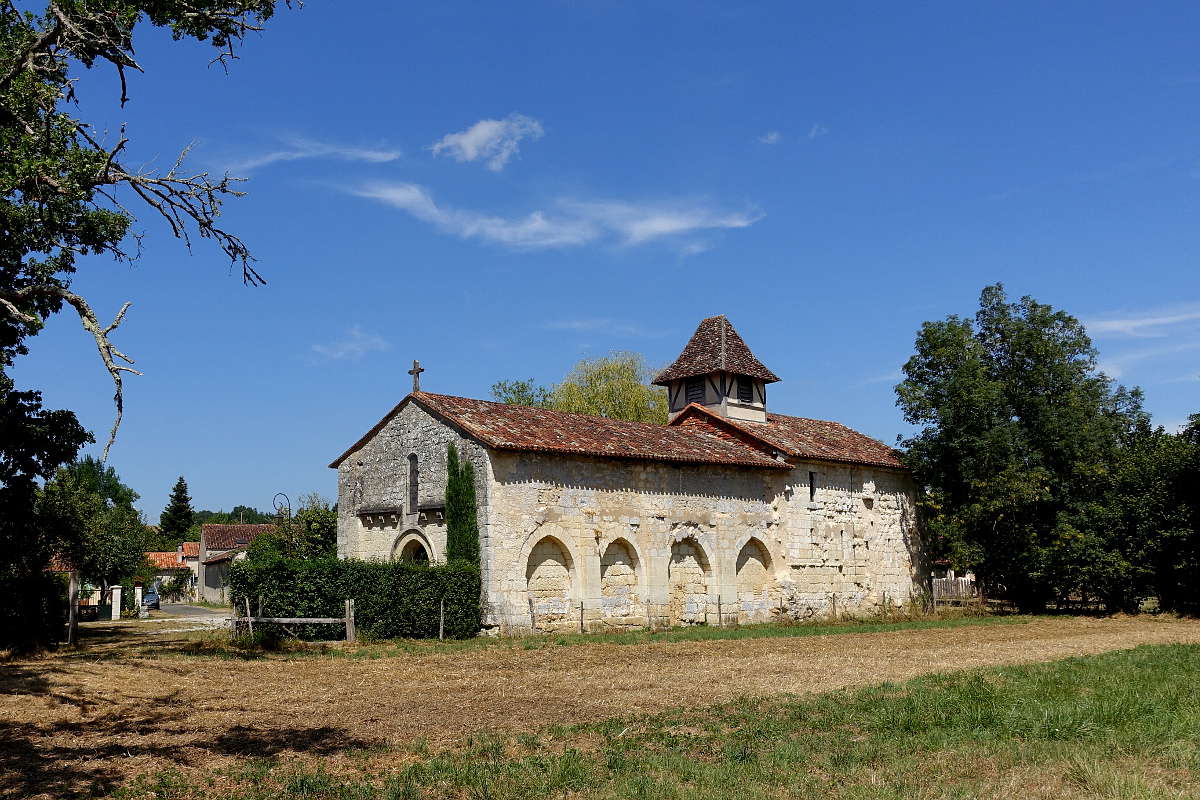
[13,1,1200,519]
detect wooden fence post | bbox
[579,601,584,634]
[831,593,837,621]
[245,598,253,636]
[257,596,263,619]
[230,600,238,639]
[528,596,536,632]
[439,597,445,641]
[882,592,888,623]
[344,599,356,643]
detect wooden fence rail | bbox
[231,598,356,642]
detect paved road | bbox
[161,603,228,619]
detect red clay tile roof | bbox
[201,524,274,551]
[752,413,903,468]
[203,545,247,565]
[653,315,780,385]
[330,392,789,470]
[145,551,188,570]
[179,541,200,558]
[669,404,905,469]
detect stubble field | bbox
[3,614,1199,799]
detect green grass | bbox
[161,611,1029,660]
[112,643,1200,799]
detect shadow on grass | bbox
[0,659,381,799]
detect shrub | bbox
[229,554,481,640]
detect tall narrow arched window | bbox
[408,454,419,511]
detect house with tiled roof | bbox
[198,524,274,603]
[331,316,923,633]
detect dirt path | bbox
[3,615,1199,798]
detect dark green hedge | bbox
[229,555,481,640]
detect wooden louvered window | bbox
[685,378,705,404]
[736,376,753,403]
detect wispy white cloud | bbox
[808,122,829,140]
[225,136,402,173]
[351,182,762,251]
[312,326,391,362]
[430,113,544,171]
[1085,304,1200,338]
[542,319,664,337]
[1097,342,1200,379]
[757,130,782,145]
[856,369,903,387]
[559,200,762,246]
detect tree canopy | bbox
[0,0,289,647]
[492,351,668,424]
[896,284,1147,611]
[41,457,147,591]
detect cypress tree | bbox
[444,444,480,563]
[459,460,479,564]
[159,476,194,548]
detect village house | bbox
[144,551,191,587]
[331,316,924,633]
[198,524,274,603]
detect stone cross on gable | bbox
[408,359,424,393]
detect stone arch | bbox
[525,535,575,631]
[735,537,775,622]
[667,536,712,626]
[599,538,645,626]
[392,529,434,563]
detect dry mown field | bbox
[3,615,1199,798]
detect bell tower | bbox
[653,315,780,423]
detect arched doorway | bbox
[399,538,429,562]
[600,538,643,625]
[393,530,433,563]
[667,536,711,626]
[736,538,773,622]
[526,536,574,631]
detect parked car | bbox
[142,589,160,610]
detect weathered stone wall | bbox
[334,405,923,635]
[483,452,922,633]
[336,402,491,566]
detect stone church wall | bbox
[483,451,922,633]
[335,406,923,635]
[336,403,491,567]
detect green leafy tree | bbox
[444,443,479,563]
[1126,418,1199,613]
[896,284,1146,611]
[550,351,668,423]
[494,352,668,424]
[42,460,148,595]
[244,494,335,561]
[194,505,273,526]
[491,378,552,407]
[0,376,91,648]
[1,0,290,645]
[291,493,337,557]
[157,476,194,549]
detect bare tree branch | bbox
[0,286,142,460]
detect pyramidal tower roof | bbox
[653,315,780,386]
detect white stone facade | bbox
[336,403,923,634]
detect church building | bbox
[330,316,924,633]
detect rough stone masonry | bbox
[331,315,925,633]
